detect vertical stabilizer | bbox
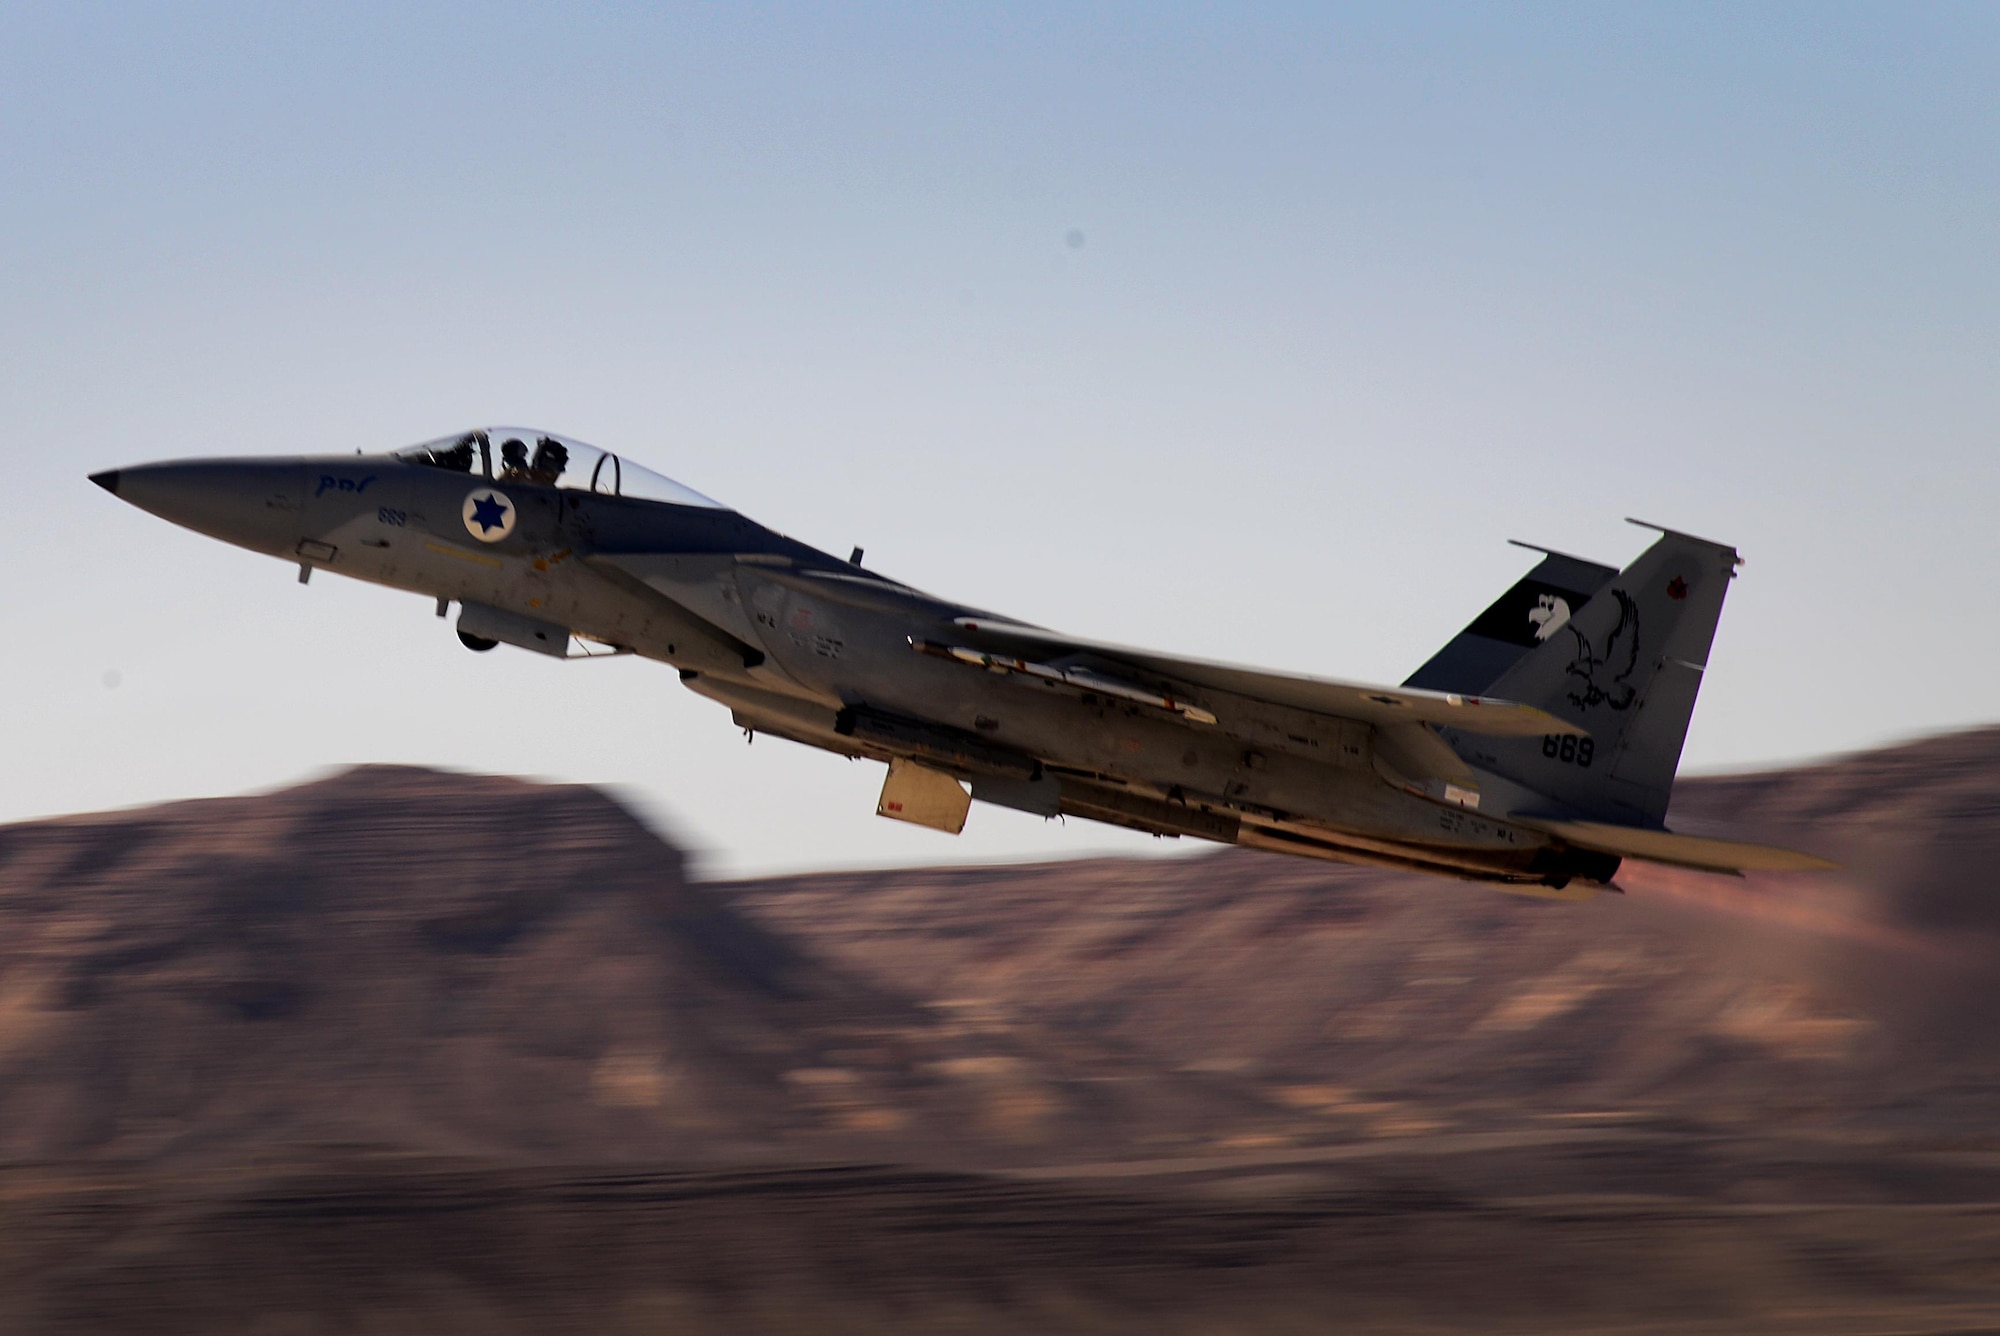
[1453,525,1740,828]
[1404,547,1617,696]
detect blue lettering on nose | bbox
[316,474,378,497]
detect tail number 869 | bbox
[1542,734,1595,767]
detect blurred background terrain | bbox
[5,730,2000,1332]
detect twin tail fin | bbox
[1403,545,1616,697]
[1443,523,1741,830]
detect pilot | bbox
[498,437,530,481]
[529,437,569,486]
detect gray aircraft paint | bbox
[1403,548,1618,696]
[89,428,1828,895]
[1451,526,1742,829]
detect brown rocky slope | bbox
[0,765,1259,1172]
[5,729,2000,1332]
[727,726,2000,1156]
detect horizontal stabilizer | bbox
[951,618,1586,738]
[1520,818,1838,875]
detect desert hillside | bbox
[727,727,2000,1154]
[0,766,1259,1171]
[5,730,2000,1332]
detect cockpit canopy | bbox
[395,428,726,510]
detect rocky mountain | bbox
[7,730,2000,1332]
[7,732,2000,1172]
[0,766,1266,1171]
[726,727,2000,1156]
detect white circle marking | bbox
[462,487,517,543]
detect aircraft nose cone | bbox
[97,459,306,556]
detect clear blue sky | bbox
[4,4,1995,874]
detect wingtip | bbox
[1523,706,1592,738]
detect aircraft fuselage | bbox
[90,436,1687,894]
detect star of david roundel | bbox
[462,487,516,543]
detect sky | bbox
[2,4,1996,876]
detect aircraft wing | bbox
[1517,817,1839,874]
[949,617,1584,738]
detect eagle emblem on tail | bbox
[1564,590,1641,711]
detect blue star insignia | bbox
[469,493,509,533]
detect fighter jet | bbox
[91,427,1830,897]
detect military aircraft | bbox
[91,427,1830,898]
